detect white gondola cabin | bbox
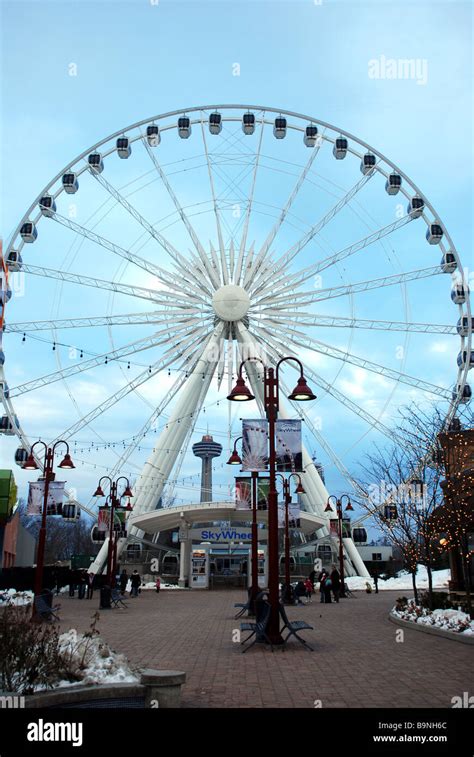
[209,112,222,135]
[0,415,19,435]
[88,152,104,173]
[146,125,160,146]
[5,250,22,272]
[62,502,81,521]
[360,152,376,174]
[304,125,318,147]
[242,112,255,135]
[457,350,474,369]
[20,221,38,243]
[62,173,79,194]
[14,447,28,466]
[116,137,131,158]
[273,116,287,139]
[333,136,348,159]
[452,383,472,403]
[457,316,474,337]
[407,195,424,218]
[440,252,457,274]
[39,194,56,217]
[426,223,443,245]
[451,283,468,305]
[178,116,191,139]
[385,172,402,195]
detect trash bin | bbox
[100,585,111,609]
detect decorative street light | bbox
[325,495,353,598]
[93,475,133,588]
[277,473,305,604]
[228,356,316,644]
[22,440,75,619]
[227,436,262,611]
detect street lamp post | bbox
[228,357,316,644]
[93,476,133,587]
[325,495,353,599]
[227,437,261,608]
[277,473,305,604]
[22,441,75,617]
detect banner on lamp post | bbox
[235,477,270,511]
[241,419,268,472]
[27,480,66,515]
[275,419,303,472]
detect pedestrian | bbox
[373,572,379,594]
[119,569,128,594]
[304,577,313,603]
[86,572,95,600]
[318,570,328,603]
[130,569,141,598]
[308,569,316,590]
[330,564,341,603]
[68,577,75,597]
[77,572,86,600]
[155,576,161,593]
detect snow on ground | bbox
[55,629,139,686]
[346,566,451,591]
[0,589,34,606]
[142,581,185,590]
[392,600,474,636]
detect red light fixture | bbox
[123,485,134,498]
[324,501,333,512]
[345,501,354,512]
[59,452,75,469]
[227,377,255,402]
[93,485,105,497]
[295,482,305,494]
[288,375,317,401]
[22,453,39,471]
[227,450,242,465]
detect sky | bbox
[0,0,473,528]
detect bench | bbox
[34,594,61,622]
[279,603,314,651]
[111,588,128,609]
[240,600,273,653]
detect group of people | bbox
[317,566,342,603]
[68,571,95,600]
[118,569,161,597]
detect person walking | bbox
[130,570,141,598]
[330,565,341,603]
[304,576,313,603]
[155,576,161,593]
[308,569,317,590]
[77,572,86,600]
[119,569,128,594]
[294,581,306,605]
[373,572,379,594]
[86,572,95,600]
[318,570,328,603]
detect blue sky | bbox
[1,0,473,521]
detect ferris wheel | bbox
[1,104,472,572]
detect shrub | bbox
[419,591,451,611]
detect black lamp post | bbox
[228,356,316,644]
[93,476,133,588]
[325,495,353,598]
[22,441,75,619]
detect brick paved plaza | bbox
[57,589,471,708]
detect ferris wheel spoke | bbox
[243,134,324,290]
[49,212,208,304]
[141,138,217,295]
[4,311,170,332]
[54,343,201,444]
[249,171,376,297]
[274,329,452,399]
[20,263,201,309]
[201,116,228,285]
[235,117,265,285]
[9,321,200,397]
[258,312,457,335]
[254,266,443,309]
[88,170,207,291]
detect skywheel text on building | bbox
[1,105,471,580]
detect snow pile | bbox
[346,566,450,591]
[57,629,139,686]
[0,589,34,606]
[142,581,185,590]
[392,600,473,635]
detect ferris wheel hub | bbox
[212,284,250,322]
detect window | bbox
[372,553,382,562]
